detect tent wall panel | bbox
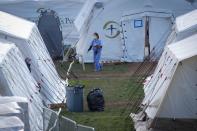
[158,56,197,118]
[0,44,43,131]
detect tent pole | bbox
[81,56,86,71]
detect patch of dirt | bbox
[55,61,157,80]
[75,62,155,79]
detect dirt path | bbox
[55,61,157,81]
[77,63,155,80]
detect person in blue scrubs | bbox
[88,32,103,72]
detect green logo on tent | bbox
[103,21,120,39]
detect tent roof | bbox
[0,97,28,119]
[0,96,28,104]
[0,11,35,39]
[0,116,24,129]
[0,43,13,55]
[122,8,173,21]
[168,33,197,61]
[0,43,15,63]
[0,0,86,4]
[74,0,96,32]
[0,97,28,130]
[175,9,197,34]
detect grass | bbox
[54,61,134,79]
[61,111,133,131]
[55,62,144,131]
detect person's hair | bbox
[94,32,99,39]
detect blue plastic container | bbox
[66,85,84,112]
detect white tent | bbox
[0,43,43,131]
[75,0,196,62]
[0,96,30,131]
[143,9,197,103]
[166,9,197,45]
[132,27,197,131]
[0,117,24,131]
[0,11,66,105]
[0,0,85,47]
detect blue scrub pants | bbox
[93,48,102,71]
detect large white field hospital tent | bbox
[0,0,195,62]
[0,44,43,131]
[0,11,66,105]
[131,10,197,131]
[0,0,85,58]
[75,0,196,62]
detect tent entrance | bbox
[121,10,173,62]
[121,17,146,62]
[38,9,63,60]
[144,16,151,58]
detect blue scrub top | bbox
[91,39,103,47]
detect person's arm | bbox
[88,45,93,52]
[88,40,94,52]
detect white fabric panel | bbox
[144,48,178,119]
[0,97,29,130]
[0,13,34,39]
[0,96,28,104]
[122,17,145,62]
[143,33,197,119]
[175,9,197,34]
[74,0,97,32]
[0,103,21,115]
[143,50,170,104]
[158,56,197,118]
[167,9,197,45]
[168,34,197,61]
[0,116,24,131]
[75,0,194,62]
[0,11,66,105]
[75,0,99,62]
[0,97,26,117]
[149,17,172,59]
[0,44,43,131]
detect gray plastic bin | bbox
[66,85,84,112]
